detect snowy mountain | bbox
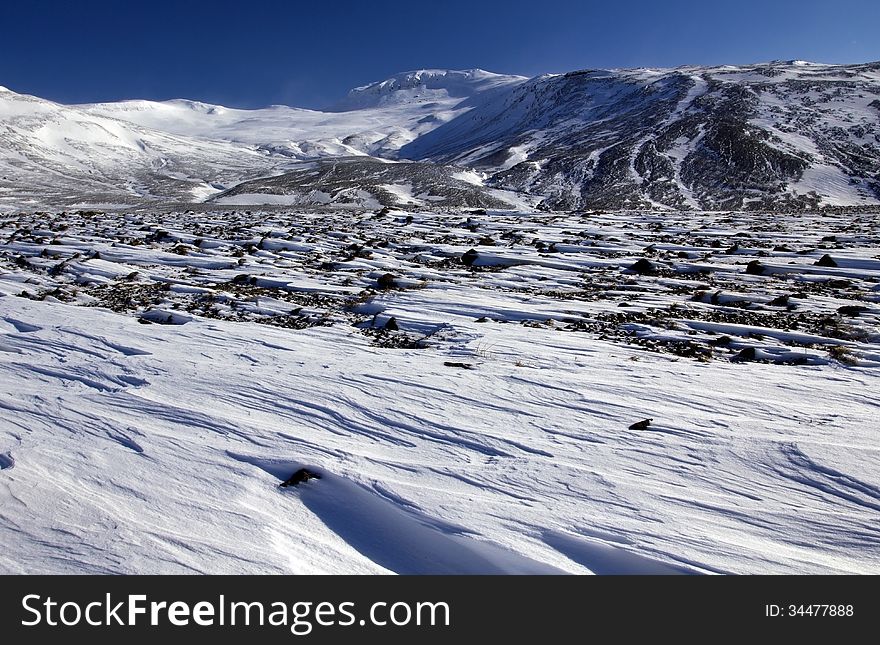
[0,86,280,207]
[330,68,527,111]
[1,61,879,210]
[400,61,880,210]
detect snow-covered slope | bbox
[400,61,880,210]
[80,69,526,161]
[0,88,281,208]
[2,207,879,574]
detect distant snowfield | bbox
[1,208,878,574]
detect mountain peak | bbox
[331,68,527,111]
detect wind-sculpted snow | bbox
[1,207,878,574]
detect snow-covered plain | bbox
[1,207,878,574]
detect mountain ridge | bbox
[1,61,879,211]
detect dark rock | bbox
[280,468,322,488]
[745,260,765,275]
[710,335,734,346]
[383,316,399,331]
[768,294,790,307]
[443,361,474,369]
[629,258,657,274]
[461,249,480,266]
[477,236,496,246]
[815,254,838,267]
[733,347,757,361]
[837,305,869,317]
[628,418,652,430]
[377,273,397,290]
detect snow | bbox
[2,61,879,211]
[1,207,879,574]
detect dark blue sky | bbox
[2,0,878,109]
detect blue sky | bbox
[2,0,878,108]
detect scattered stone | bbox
[733,347,757,361]
[815,254,838,267]
[745,260,765,275]
[383,316,399,331]
[279,468,322,488]
[628,418,652,430]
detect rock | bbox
[837,305,869,317]
[477,236,495,246]
[768,294,790,307]
[629,258,657,274]
[376,273,397,290]
[383,316,399,331]
[733,347,757,361]
[443,361,473,369]
[710,335,734,346]
[745,260,765,275]
[815,254,838,267]
[629,418,652,430]
[461,249,479,266]
[279,468,322,488]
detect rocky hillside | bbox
[399,61,880,211]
